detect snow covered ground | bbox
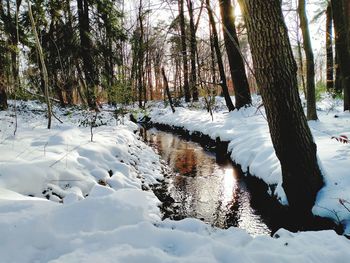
[0,99,349,262]
[149,95,350,235]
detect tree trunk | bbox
[0,3,8,109]
[162,68,175,113]
[187,0,198,101]
[326,3,334,93]
[238,0,323,215]
[344,0,350,50]
[0,89,8,110]
[0,70,8,110]
[77,0,97,109]
[332,0,350,111]
[219,0,251,109]
[28,1,52,129]
[179,0,191,102]
[334,50,342,94]
[209,26,217,95]
[298,0,317,120]
[138,0,145,108]
[206,0,235,111]
[296,32,307,97]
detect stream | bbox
[139,126,340,236]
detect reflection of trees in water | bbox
[174,145,196,176]
[146,128,271,235]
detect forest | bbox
[0,0,350,262]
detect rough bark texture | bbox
[219,0,251,109]
[332,0,350,111]
[326,3,334,92]
[298,0,317,120]
[137,0,145,108]
[187,0,198,101]
[0,10,7,111]
[179,0,191,102]
[296,36,306,96]
[238,0,323,215]
[77,0,97,109]
[344,0,350,49]
[206,0,235,111]
[0,73,8,110]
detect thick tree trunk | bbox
[0,2,8,110]
[219,0,251,109]
[298,0,317,120]
[344,0,350,49]
[178,0,191,102]
[238,0,323,215]
[187,0,198,101]
[65,0,76,105]
[0,73,8,110]
[206,0,235,111]
[326,3,334,93]
[77,0,97,109]
[0,1,22,92]
[334,51,342,94]
[332,0,350,111]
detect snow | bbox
[0,99,349,262]
[149,95,350,233]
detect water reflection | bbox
[141,127,271,236]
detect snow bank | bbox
[0,100,349,262]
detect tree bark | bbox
[331,0,350,111]
[238,0,323,215]
[28,1,52,129]
[187,0,198,101]
[138,0,145,108]
[206,0,235,111]
[162,68,175,113]
[0,1,8,110]
[296,31,306,97]
[326,3,334,93]
[298,0,317,120]
[178,0,191,102]
[219,0,251,109]
[0,71,8,110]
[77,0,97,109]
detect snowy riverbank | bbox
[149,96,350,235]
[0,100,349,262]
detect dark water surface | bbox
[141,127,271,236]
[140,127,340,236]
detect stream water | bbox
[140,127,340,237]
